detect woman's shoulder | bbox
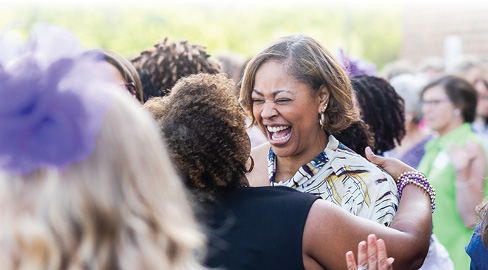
[328,144,398,193]
[328,143,386,175]
[247,142,271,187]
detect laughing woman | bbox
[240,34,398,226]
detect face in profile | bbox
[464,67,488,116]
[476,80,488,119]
[464,66,485,89]
[251,60,325,158]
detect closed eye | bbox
[252,98,264,104]
[276,98,291,104]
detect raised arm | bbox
[302,147,432,270]
[449,142,487,227]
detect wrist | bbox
[397,171,436,213]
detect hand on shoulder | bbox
[365,147,415,180]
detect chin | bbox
[270,143,298,158]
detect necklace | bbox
[267,147,329,187]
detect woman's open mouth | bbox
[267,125,291,144]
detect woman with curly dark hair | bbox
[143,73,248,202]
[350,75,406,155]
[144,73,435,270]
[131,37,221,102]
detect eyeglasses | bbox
[478,94,488,101]
[121,82,136,96]
[421,98,451,107]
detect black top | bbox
[201,186,319,270]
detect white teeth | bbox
[267,126,289,132]
[272,132,291,141]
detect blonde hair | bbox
[0,89,205,269]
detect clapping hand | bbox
[346,234,394,270]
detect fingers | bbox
[376,238,387,269]
[365,146,415,179]
[448,143,470,171]
[347,235,394,270]
[357,240,368,269]
[345,251,357,270]
[365,146,381,164]
[386,257,395,270]
[367,234,378,270]
[376,238,391,270]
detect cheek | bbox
[252,106,261,120]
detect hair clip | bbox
[336,48,378,78]
[0,23,113,174]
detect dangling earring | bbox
[453,109,461,116]
[319,103,328,128]
[247,156,255,173]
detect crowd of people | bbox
[0,22,487,270]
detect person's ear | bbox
[318,85,329,114]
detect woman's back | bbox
[203,186,318,270]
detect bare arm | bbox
[450,142,487,227]
[303,147,432,270]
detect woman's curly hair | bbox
[351,75,406,155]
[144,73,249,202]
[332,119,375,158]
[132,38,221,102]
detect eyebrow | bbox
[252,89,288,97]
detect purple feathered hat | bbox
[0,23,113,174]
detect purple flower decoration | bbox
[336,48,378,77]
[0,23,113,174]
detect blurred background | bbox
[1,0,487,74]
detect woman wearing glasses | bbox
[418,75,488,269]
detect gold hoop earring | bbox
[247,156,255,172]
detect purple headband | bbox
[336,48,378,78]
[0,23,113,174]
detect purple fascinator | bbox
[0,23,113,174]
[336,48,378,77]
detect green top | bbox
[418,123,488,270]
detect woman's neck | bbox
[274,131,328,182]
[437,118,464,137]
